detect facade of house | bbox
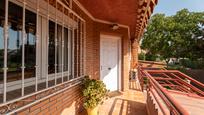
[0,0,157,114]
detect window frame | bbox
[0,0,85,105]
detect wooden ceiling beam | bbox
[136,0,158,40]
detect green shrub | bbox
[139,53,146,60]
[145,53,158,61]
[82,76,108,109]
[179,59,204,69]
[138,52,159,61]
[143,77,148,84]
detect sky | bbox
[153,0,204,16]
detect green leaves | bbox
[141,9,204,62]
[82,76,108,109]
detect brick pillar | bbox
[131,39,139,69]
[122,35,130,91]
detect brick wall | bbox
[72,2,131,91]
[17,85,83,115]
[15,1,131,114]
[131,39,139,69]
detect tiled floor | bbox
[98,90,147,115]
[80,80,147,115]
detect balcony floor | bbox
[80,80,147,115]
[99,80,147,115]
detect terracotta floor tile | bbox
[98,80,147,115]
[80,80,147,115]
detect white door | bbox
[100,35,120,91]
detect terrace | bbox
[84,64,204,115]
[79,63,204,115]
[0,0,203,115]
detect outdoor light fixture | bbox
[111,23,119,30]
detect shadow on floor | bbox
[129,80,141,91]
[79,81,146,115]
[107,98,147,115]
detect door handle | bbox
[108,67,111,70]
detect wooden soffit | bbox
[77,0,158,39]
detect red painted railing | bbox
[138,66,204,115]
[144,71,189,115]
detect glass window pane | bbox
[24,9,36,95]
[78,25,81,76]
[0,0,5,103]
[48,21,55,74]
[68,29,72,79]
[7,2,23,82]
[7,1,23,101]
[57,24,62,84]
[25,9,36,79]
[64,27,68,72]
[37,16,47,91]
[74,29,77,77]
[57,24,62,73]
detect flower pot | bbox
[87,106,98,115]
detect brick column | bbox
[131,39,139,69]
[122,35,130,91]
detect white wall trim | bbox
[73,0,131,39]
[118,37,122,91]
[73,0,95,20]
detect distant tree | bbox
[191,16,204,59]
[138,52,146,60]
[141,9,204,63]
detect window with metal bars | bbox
[0,0,85,106]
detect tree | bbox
[141,9,204,63]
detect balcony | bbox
[137,62,204,115]
[1,0,203,115]
[79,62,204,115]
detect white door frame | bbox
[100,34,122,91]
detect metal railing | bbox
[139,65,204,115]
[0,0,86,114]
[144,71,189,115]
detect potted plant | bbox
[82,76,108,115]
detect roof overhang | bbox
[76,0,158,40]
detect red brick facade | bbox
[17,85,83,115]
[131,39,139,69]
[16,1,132,115]
[72,2,131,91]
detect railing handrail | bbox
[145,70,204,94]
[138,60,167,65]
[170,73,204,96]
[144,71,189,115]
[138,66,204,114]
[177,71,204,90]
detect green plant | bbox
[82,76,108,109]
[179,58,204,69]
[141,9,204,62]
[138,52,146,60]
[145,53,158,61]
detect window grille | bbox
[0,0,86,114]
